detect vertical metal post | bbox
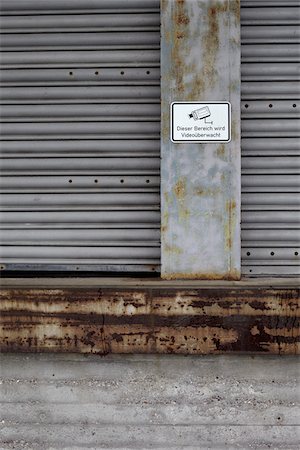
[161,0,241,279]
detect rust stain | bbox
[171,0,189,95]
[230,0,241,24]
[163,0,239,103]
[194,187,220,197]
[164,244,183,255]
[173,178,186,201]
[161,192,170,235]
[251,325,260,336]
[186,2,233,100]
[224,199,237,278]
[216,144,226,159]
[176,14,189,25]
[173,177,190,222]
[231,118,239,142]
[161,271,240,281]
[176,31,185,39]
[200,4,226,89]
[161,110,170,141]
[0,288,299,355]
[265,327,300,339]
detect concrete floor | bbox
[0,354,299,449]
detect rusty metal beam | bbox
[0,286,298,354]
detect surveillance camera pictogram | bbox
[189,106,213,124]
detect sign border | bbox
[170,101,231,144]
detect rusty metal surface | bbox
[161,0,241,279]
[0,287,298,354]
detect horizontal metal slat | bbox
[0,68,160,84]
[242,223,300,230]
[0,228,160,243]
[0,86,161,102]
[241,6,300,24]
[241,100,300,118]
[0,122,160,137]
[0,0,160,11]
[1,241,160,247]
[242,174,300,189]
[241,260,299,266]
[0,104,161,119]
[0,210,160,224]
[241,63,300,80]
[242,210,300,223]
[242,265,300,276]
[0,246,160,260]
[0,175,160,190]
[0,13,160,31]
[242,228,300,241]
[242,156,300,170]
[242,248,299,260]
[1,32,160,48]
[242,193,300,207]
[242,240,300,248]
[242,119,300,137]
[1,262,160,271]
[241,81,300,99]
[242,1,299,6]
[0,157,160,172]
[0,139,160,155]
[0,50,160,67]
[242,44,300,62]
[0,193,160,208]
[242,137,300,155]
[241,25,300,43]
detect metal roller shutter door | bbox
[241,0,300,276]
[0,0,161,272]
[1,0,299,277]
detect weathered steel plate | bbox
[0,286,298,354]
[160,0,241,279]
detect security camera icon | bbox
[189,106,211,121]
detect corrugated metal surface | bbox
[0,354,299,449]
[241,0,300,276]
[0,0,161,272]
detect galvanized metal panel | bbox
[241,0,300,276]
[161,0,241,279]
[0,0,161,272]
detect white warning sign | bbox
[171,102,231,143]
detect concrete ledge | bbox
[0,283,299,355]
[0,276,299,289]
